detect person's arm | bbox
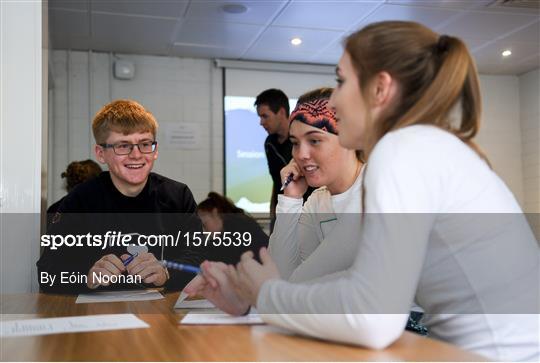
[288,214,360,283]
[163,185,206,290]
[256,132,440,348]
[269,160,322,280]
[269,194,321,280]
[270,184,277,220]
[264,140,278,228]
[239,214,269,257]
[37,194,96,294]
[37,243,94,294]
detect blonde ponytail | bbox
[345,21,489,164]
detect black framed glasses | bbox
[100,141,157,155]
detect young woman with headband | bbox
[184,88,363,306]
[268,87,364,283]
[221,22,539,361]
[186,87,426,334]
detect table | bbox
[0,292,486,361]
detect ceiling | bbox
[49,0,540,75]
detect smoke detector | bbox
[222,4,248,14]
[113,60,135,80]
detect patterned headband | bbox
[289,98,338,135]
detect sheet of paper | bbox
[76,289,164,303]
[177,291,188,304]
[0,314,39,321]
[175,298,215,309]
[174,292,215,309]
[0,314,149,337]
[180,309,263,325]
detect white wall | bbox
[519,69,540,240]
[476,75,524,206]
[49,51,535,215]
[0,1,44,293]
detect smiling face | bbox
[329,51,371,151]
[289,121,357,194]
[95,131,158,196]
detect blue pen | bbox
[123,253,138,266]
[161,260,200,274]
[280,173,294,191]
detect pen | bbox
[161,260,201,274]
[280,173,294,191]
[123,253,138,266]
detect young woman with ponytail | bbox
[202,22,539,361]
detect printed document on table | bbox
[1,314,149,337]
[180,309,263,325]
[76,289,164,303]
[175,292,215,309]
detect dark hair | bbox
[61,159,102,192]
[197,192,244,214]
[344,21,486,163]
[254,89,290,117]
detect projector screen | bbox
[224,67,335,214]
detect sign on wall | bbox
[160,122,202,150]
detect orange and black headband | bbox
[289,98,338,135]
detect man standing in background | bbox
[254,89,312,232]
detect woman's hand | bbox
[183,274,207,295]
[226,248,280,307]
[280,159,308,198]
[184,261,251,316]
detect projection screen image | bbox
[224,96,296,213]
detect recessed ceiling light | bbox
[502,49,512,57]
[291,37,302,46]
[222,4,247,14]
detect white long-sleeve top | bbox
[269,168,363,282]
[258,125,540,362]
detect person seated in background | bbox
[47,159,102,225]
[196,192,268,265]
[37,99,205,294]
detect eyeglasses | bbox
[100,141,157,155]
